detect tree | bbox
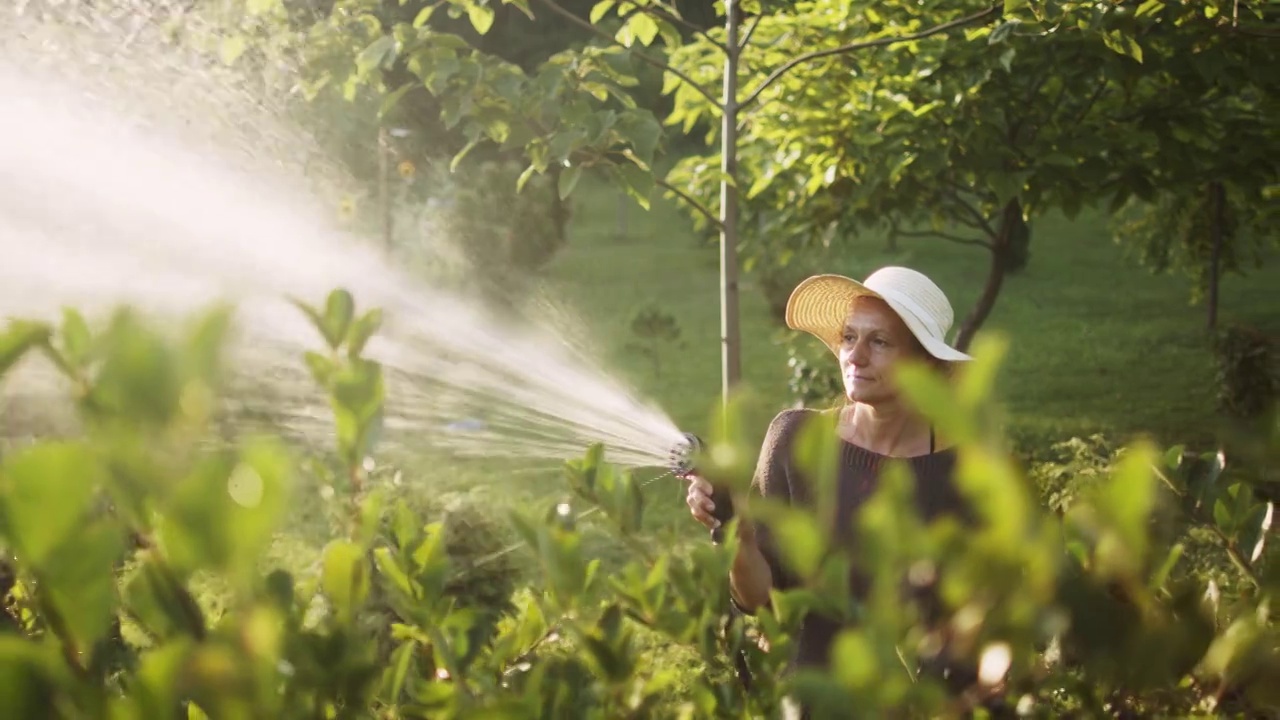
[665,0,1279,351]
[214,0,1018,399]
[1096,1,1280,332]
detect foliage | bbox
[783,338,842,410]
[1111,186,1278,309]
[1212,325,1279,421]
[664,0,1280,348]
[623,302,685,380]
[0,297,1277,718]
[420,159,570,298]
[1095,0,1280,318]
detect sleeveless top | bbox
[735,407,973,670]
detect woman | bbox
[686,266,980,708]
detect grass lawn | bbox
[542,179,1280,457]
[370,173,1279,565]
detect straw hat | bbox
[785,267,972,362]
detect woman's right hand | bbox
[685,474,756,545]
[684,473,720,530]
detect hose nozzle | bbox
[669,431,703,478]
[670,431,733,544]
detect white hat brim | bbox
[784,274,972,362]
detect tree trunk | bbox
[954,199,1021,352]
[1207,181,1225,332]
[719,1,742,400]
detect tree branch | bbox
[739,4,1002,110]
[894,228,994,250]
[620,2,729,54]
[657,177,724,231]
[944,185,1000,240]
[1071,75,1109,127]
[530,0,722,106]
[740,13,763,49]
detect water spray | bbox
[669,432,735,543]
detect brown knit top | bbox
[738,407,972,670]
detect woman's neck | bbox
[839,401,932,457]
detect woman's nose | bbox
[849,340,870,366]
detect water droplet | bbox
[435,667,450,680]
[907,560,936,587]
[556,502,571,517]
[227,464,263,507]
[978,642,1011,686]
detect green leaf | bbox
[988,20,1017,45]
[156,440,292,586]
[413,5,437,27]
[323,289,355,349]
[1099,442,1160,569]
[759,505,827,580]
[374,547,417,598]
[1102,31,1143,63]
[615,163,654,209]
[412,523,450,606]
[41,519,123,652]
[379,83,415,119]
[618,112,662,164]
[450,127,483,172]
[59,308,92,368]
[893,362,974,447]
[0,320,51,380]
[219,35,246,66]
[590,0,616,23]
[123,556,204,640]
[346,308,383,358]
[331,358,384,421]
[627,12,659,46]
[504,0,534,20]
[516,164,539,193]
[468,3,496,34]
[1135,0,1165,18]
[1237,502,1272,565]
[386,640,415,702]
[831,630,878,689]
[0,639,72,719]
[321,540,371,624]
[304,351,335,387]
[558,165,583,200]
[1002,0,1027,13]
[1149,543,1184,591]
[0,442,101,565]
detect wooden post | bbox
[719,0,742,401]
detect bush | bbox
[0,299,1277,719]
[1213,324,1279,420]
[421,159,570,301]
[784,336,843,409]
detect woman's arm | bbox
[728,409,804,614]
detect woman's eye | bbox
[842,332,855,343]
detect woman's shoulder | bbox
[766,406,837,440]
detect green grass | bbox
[541,180,1279,455]
[369,174,1276,581]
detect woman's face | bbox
[837,297,927,406]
